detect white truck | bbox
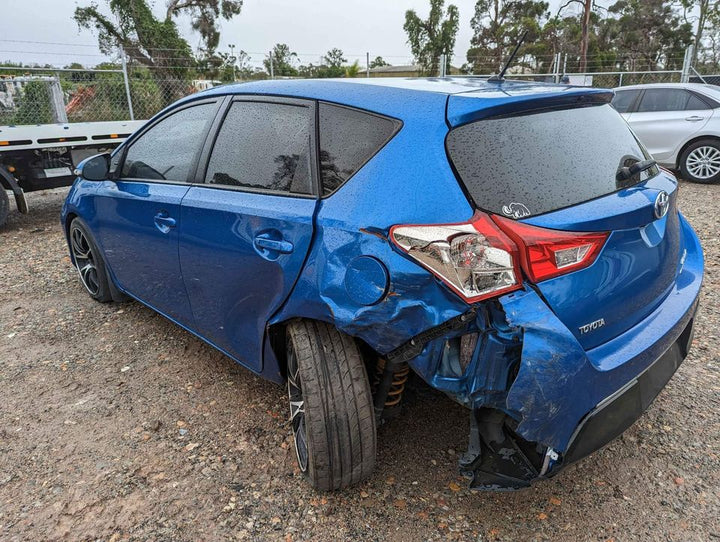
[0,120,144,226]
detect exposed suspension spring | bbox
[373,358,410,408]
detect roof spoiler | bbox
[447,88,614,127]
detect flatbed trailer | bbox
[0,120,144,226]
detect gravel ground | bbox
[0,183,718,542]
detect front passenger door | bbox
[93,99,220,326]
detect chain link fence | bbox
[0,65,215,126]
[1,46,716,126]
[1,67,132,125]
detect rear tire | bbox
[679,138,720,184]
[286,320,376,491]
[69,218,113,303]
[0,189,9,227]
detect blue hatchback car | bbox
[62,78,703,491]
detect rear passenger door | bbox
[178,97,318,373]
[627,88,711,161]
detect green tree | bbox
[74,0,242,104]
[315,48,347,77]
[403,0,460,75]
[264,44,298,76]
[542,10,618,73]
[466,0,549,74]
[369,56,390,68]
[13,81,54,125]
[608,0,693,70]
[166,0,243,55]
[678,0,720,66]
[344,60,361,78]
[323,48,347,70]
[556,0,606,72]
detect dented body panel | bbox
[61,77,705,489]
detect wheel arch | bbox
[63,212,79,262]
[265,316,380,383]
[675,134,720,169]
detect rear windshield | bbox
[446,104,658,218]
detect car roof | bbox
[191,77,612,121]
[614,82,717,92]
[210,76,574,96]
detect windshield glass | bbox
[446,104,658,218]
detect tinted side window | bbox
[319,103,400,196]
[205,101,312,194]
[611,90,640,113]
[686,93,710,110]
[122,103,215,181]
[637,89,692,112]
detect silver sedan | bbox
[612,83,720,184]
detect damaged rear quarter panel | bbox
[271,92,475,355]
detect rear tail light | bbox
[493,216,608,282]
[389,212,522,303]
[390,211,609,303]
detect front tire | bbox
[286,320,376,491]
[69,218,113,303]
[680,138,720,184]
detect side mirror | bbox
[75,153,110,181]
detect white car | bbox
[612,83,720,183]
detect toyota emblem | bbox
[654,191,670,219]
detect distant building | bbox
[192,79,222,91]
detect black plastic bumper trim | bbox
[563,316,695,465]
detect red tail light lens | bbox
[389,211,522,302]
[493,216,609,282]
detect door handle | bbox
[254,235,294,254]
[685,115,705,122]
[154,211,176,233]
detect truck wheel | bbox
[286,320,376,491]
[0,189,9,227]
[69,218,112,303]
[680,139,720,184]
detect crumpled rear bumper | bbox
[402,213,703,489]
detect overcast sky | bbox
[3,0,579,69]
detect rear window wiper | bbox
[616,159,657,182]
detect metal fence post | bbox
[619,72,623,86]
[50,72,68,123]
[554,52,561,83]
[269,51,274,79]
[681,44,693,83]
[366,52,370,78]
[120,46,134,121]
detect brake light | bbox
[493,216,608,282]
[389,211,522,303]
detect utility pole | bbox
[228,43,236,81]
[269,50,274,79]
[366,52,370,78]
